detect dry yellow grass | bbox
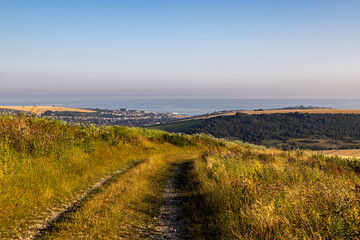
[188,111,238,120]
[0,106,95,114]
[319,149,360,157]
[241,109,360,115]
[188,148,360,239]
[39,153,198,239]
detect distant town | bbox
[0,105,331,127]
[0,107,195,127]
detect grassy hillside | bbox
[1,114,360,239]
[0,114,222,238]
[148,119,206,132]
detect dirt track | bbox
[156,163,189,239]
[27,161,143,240]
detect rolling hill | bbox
[149,111,360,150]
[1,114,359,239]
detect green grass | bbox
[147,119,205,132]
[184,144,360,239]
[0,114,223,238]
[2,113,360,239]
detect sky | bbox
[1,0,360,99]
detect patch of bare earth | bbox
[155,163,189,240]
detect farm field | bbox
[240,108,360,115]
[0,106,95,114]
[321,149,360,157]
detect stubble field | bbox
[0,106,95,114]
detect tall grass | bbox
[0,114,223,238]
[188,145,360,239]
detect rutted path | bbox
[25,160,144,240]
[19,155,197,239]
[155,162,189,240]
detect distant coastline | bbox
[0,98,360,115]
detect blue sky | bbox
[1,0,360,99]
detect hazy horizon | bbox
[3,97,360,116]
[1,1,360,99]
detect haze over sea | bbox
[1,97,360,116]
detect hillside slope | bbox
[0,114,223,239]
[153,112,360,150]
[1,114,359,239]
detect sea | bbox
[1,97,360,116]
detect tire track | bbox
[155,162,189,240]
[22,160,144,240]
